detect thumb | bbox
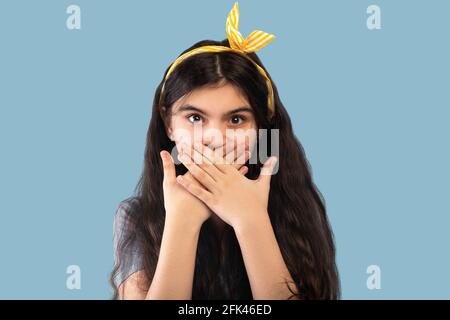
[238,165,248,176]
[160,150,176,184]
[257,156,278,187]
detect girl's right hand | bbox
[159,144,250,231]
[160,150,211,231]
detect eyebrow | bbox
[175,104,254,117]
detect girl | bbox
[111,3,339,300]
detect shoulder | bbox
[112,197,146,290]
[113,196,144,249]
[112,196,145,262]
[115,196,141,219]
[113,197,142,231]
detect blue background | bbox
[0,0,449,299]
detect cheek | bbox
[170,118,195,144]
[226,128,258,152]
[174,133,194,147]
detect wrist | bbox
[164,215,203,235]
[232,210,271,236]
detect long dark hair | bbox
[110,39,340,299]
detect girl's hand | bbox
[175,142,278,230]
[159,147,249,230]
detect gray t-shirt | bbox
[112,197,144,288]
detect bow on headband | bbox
[160,2,276,120]
[226,2,276,53]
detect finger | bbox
[221,139,249,173]
[182,171,208,191]
[189,142,229,174]
[160,150,176,184]
[190,142,229,166]
[178,151,218,192]
[223,139,249,165]
[176,175,213,205]
[187,143,223,179]
[235,150,251,167]
[238,165,248,175]
[189,142,216,163]
[258,156,278,187]
[194,140,249,173]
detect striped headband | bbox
[159,2,276,120]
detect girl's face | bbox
[167,82,258,157]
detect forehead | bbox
[172,83,250,114]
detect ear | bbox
[167,127,174,141]
[163,118,175,141]
[160,106,174,141]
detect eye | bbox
[187,113,203,124]
[230,115,246,125]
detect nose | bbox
[201,122,228,151]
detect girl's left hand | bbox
[176,141,278,230]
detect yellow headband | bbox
[159,2,276,120]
